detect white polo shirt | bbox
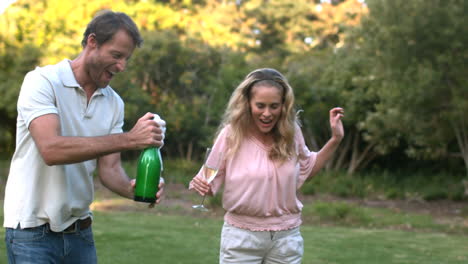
[3,59,124,232]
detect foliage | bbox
[160,158,200,185]
[0,37,41,156]
[301,169,467,201]
[0,0,466,177]
[355,0,468,174]
[287,0,468,176]
[115,159,467,202]
[114,30,249,159]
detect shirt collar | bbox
[58,59,105,96]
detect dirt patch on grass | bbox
[299,193,468,232]
[299,193,468,218]
[92,181,225,217]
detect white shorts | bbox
[220,222,304,264]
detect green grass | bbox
[302,201,468,234]
[303,226,468,264]
[1,159,467,263]
[0,210,467,264]
[93,212,221,263]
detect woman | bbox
[190,68,344,264]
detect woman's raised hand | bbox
[329,107,344,141]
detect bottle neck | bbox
[145,147,159,150]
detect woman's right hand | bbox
[189,177,212,196]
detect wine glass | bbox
[192,147,223,211]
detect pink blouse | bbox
[190,125,317,231]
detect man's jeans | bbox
[5,224,97,264]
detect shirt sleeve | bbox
[110,94,125,134]
[17,69,59,128]
[189,126,229,195]
[296,126,317,188]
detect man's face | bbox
[87,29,135,88]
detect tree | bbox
[0,37,41,157]
[357,0,468,175]
[113,30,248,160]
[286,43,382,174]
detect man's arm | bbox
[29,112,163,166]
[97,152,133,199]
[98,152,165,203]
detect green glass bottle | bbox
[134,147,162,203]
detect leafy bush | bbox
[301,170,466,201]
[422,187,448,201]
[311,202,372,225]
[207,191,223,209]
[163,158,200,185]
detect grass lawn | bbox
[1,209,466,264]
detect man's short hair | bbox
[81,10,143,48]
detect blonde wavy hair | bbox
[217,68,299,161]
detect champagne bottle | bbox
[134,147,162,203]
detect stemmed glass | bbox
[192,147,223,212]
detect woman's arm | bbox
[309,107,344,176]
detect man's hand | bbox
[130,179,165,208]
[149,181,165,208]
[128,112,165,149]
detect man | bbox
[3,10,165,263]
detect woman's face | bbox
[249,84,283,135]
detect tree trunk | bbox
[186,140,193,162]
[332,130,353,170]
[451,117,468,195]
[177,142,185,160]
[300,119,319,151]
[347,132,378,175]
